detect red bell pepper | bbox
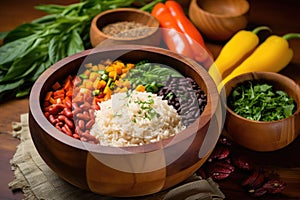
[152,0,213,65]
[151,2,194,58]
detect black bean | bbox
[156,76,207,126]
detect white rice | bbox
[90,91,186,147]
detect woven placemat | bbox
[9,113,225,200]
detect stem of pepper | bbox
[252,26,272,34]
[282,33,300,40]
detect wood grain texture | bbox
[29,45,221,196]
[188,0,249,41]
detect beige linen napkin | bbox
[9,113,225,200]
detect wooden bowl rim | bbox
[91,8,160,41]
[190,0,250,18]
[223,71,300,124]
[30,44,220,155]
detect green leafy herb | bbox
[228,81,296,121]
[126,61,183,89]
[0,0,164,102]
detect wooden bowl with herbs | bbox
[90,8,161,47]
[222,72,300,152]
[29,45,223,197]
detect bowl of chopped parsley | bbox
[222,71,300,152]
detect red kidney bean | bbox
[55,125,62,131]
[44,111,50,118]
[75,127,84,137]
[85,119,95,130]
[73,133,80,139]
[82,130,98,143]
[49,115,58,124]
[64,117,74,129]
[76,112,90,121]
[62,125,72,136]
[72,102,82,115]
[56,121,64,127]
[78,119,85,130]
[80,102,90,110]
[62,107,73,118]
[49,104,65,115]
[88,108,95,119]
[57,115,66,121]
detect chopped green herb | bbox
[228,81,296,121]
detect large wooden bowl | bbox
[188,0,249,41]
[222,72,300,152]
[90,8,161,47]
[29,45,223,197]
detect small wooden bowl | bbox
[222,72,300,152]
[29,45,222,197]
[90,8,161,47]
[188,0,249,41]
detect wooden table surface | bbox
[1,0,300,199]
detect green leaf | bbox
[29,60,51,82]
[32,14,57,24]
[48,35,67,64]
[0,47,45,82]
[283,104,295,117]
[3,23,42,44]
[0,79,24,94]
[16,87,31,98]
[67,29,85,56]
[0,34,37,65]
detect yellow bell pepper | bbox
[209,26,270,85]
[219,33,300,91]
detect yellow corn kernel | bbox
[136,85,145,92]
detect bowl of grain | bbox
[90,8,161,47]
[29,45,224,197]
[222,72,300,152]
